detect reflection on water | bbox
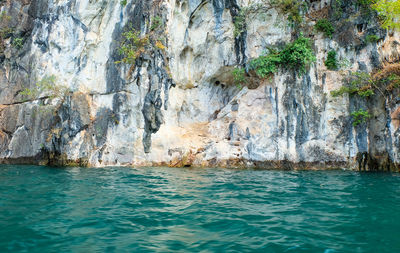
[0,165,399,252]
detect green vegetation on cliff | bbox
[351,109,372,126]
[371,0,400,30]
[233,36,316,86]
[116,15,167,79]
[20,75,69,101]
[315,19,335,38]
[250,36,316,76]
[331,67,400,127]
[0,11,12,55]
[271,0,304,25]
[249,48,282,78]
[325,50,338,70]
[116,29,149,65]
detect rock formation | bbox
[0,0,399,171]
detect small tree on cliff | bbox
[370,0,400,30]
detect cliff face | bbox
[0,0,399,171]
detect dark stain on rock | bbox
[142,90,163,153]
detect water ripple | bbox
[0,166,399,252]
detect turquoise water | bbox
[0,166,399,252]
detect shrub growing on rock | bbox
[365,34,380,43]
[0,11,12,55]
[249,36,316,79]
[232,67,246,88]
[271,0,304,25]
[315,19,335,38]
[233,36,316,86]
[280,36,316,74]
[371,0,400,30]
[351,109,371,126]
[115,28,149,65]
[331,72,375,97]
[20,75,69,101]
[325,50,338,70]
[12,37,23,49]
[150,16,163,31]
[250,48,281,78]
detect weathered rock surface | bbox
[0,0,399,171]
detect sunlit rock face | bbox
[0,0,399,171]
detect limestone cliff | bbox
[0,0,399,171]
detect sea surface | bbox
[0,165,399,253]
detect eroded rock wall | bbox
[0,0,399,171]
